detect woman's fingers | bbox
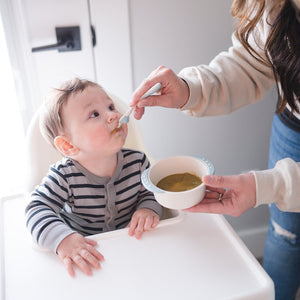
[203,175,238,189]
[205,187,227,199]
[133,106,145,120]
[185,200,227,214]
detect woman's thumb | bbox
[203,174,231,188]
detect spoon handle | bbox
[117,82,162,128]
[123,106,135,118]
[140,82,162,99]
[126,82,162,116]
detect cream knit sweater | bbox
[179,7,300,212]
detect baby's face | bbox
[61,85,128,158]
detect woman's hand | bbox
[130,66,190,120]
[184,173,257,217]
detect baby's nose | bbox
[107,111,120,123]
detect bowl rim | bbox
[142,155,215,194]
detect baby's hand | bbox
[57,232,104,277]
[128,208,159,239]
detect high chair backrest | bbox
[25,91,153,193]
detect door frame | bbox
[0,0,40,129]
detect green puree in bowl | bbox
[156,172,202,192]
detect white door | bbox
[2,0,133,129]
[27,0,96,94]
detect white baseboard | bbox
[236,226,268,258]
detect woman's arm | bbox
[131,10,275,119]
[179,30,275,117]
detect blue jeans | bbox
[263,113,300,300]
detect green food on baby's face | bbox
[156,172,202,192]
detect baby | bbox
[25,78,162,277]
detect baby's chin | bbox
[115,133,128,149]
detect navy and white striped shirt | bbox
[25,149,162,252]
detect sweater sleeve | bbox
[25,164,75,253]
[252,158,300,212]
[178,11,275,117]
[136,154,163,218]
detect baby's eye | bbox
[109,104,115,111]
[90,111,100,118]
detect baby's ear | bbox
[54,136,79,157]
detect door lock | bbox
[32,26,81,53]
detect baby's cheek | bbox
[89,129,110,146]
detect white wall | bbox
[90,0,133,101]
[128,0,275,256]
[4,0,275,257]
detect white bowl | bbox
[142,156,214,210]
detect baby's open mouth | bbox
[112,127,121,134]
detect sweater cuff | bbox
[251,169,280,208]
[178,68,203,113]
[137,200,163,219]
[251,158,295,211]
[38,223,76,254]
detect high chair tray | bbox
[1,196,274,300]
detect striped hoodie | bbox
[25,149,162,252]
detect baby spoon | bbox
[117,82,162,128]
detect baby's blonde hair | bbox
[39,78,99,148]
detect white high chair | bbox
[25,92,153,193]
[2,91,274,300]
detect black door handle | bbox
[32,26,81,53]
[32,40,74,52]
